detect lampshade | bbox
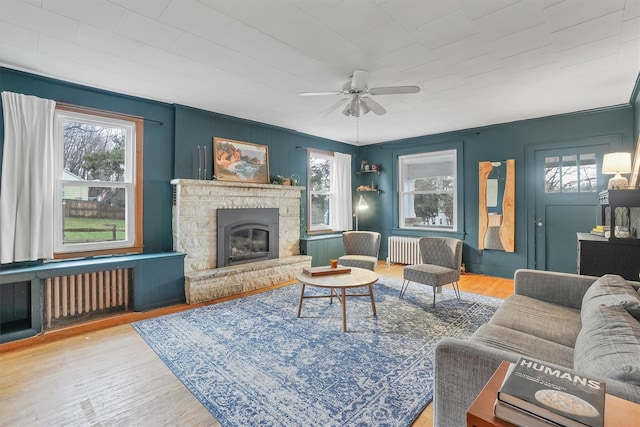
[602,152,631,190]
[357,194,368,210]
[602,152,631,174]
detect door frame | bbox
[525,133,622,269]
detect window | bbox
[544,153,596,193]
[308,149,334,232]
[398,150,457,231]
[53,104,143,258]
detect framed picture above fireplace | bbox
[213,137,269,183]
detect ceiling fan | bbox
[298,69,420,117]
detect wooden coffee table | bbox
[296,267,378,332]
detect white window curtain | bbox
[330,152,352,231]
[1,92,56,263]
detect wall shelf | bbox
[356,169,381,176]
[356,187,381,194]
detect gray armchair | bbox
[400,237,462,306]
[338,231,381,271]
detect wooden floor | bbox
[0,263,513,427]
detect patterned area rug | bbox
[133,276,502,427]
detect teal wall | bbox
[357,106,635,277]
[0,67,355,261]
[1,66,639,279]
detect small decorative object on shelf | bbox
[356,183,381,194]
[356,163,382,175]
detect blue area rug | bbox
[133,276,502,427]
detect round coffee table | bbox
[296,267,378,332]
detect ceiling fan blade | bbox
[361,96,387,115]
[351,69,369,92]
[368,85,420,95]
[320,98,348,117]
[297,91,345,96]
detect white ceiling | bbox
[0,0,639,145]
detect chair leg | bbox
[452,281,461,300]
[432,286,437,307]
[400,279,410,298]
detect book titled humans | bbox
[497,358,605,427]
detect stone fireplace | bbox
[171,179,311,303]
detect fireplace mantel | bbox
[171,179,310,303]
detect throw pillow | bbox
[574,304,640,386]
[582,274,640,322]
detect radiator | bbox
[45,268,131,329]
[387,236,421,265]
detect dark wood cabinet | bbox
[577,232,640,281]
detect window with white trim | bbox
[398,149,457,231]
[54,105,143,258]
[308,149,334,232]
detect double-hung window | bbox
[53,105,143,258]
[308,149,334,232]
[398,149,457,231]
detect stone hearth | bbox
[171,179,311,303]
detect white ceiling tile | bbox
[550,11,624,52]
[109,0,172,19]
[298,0,392,42]
[430,35,490,66]
[621,17,640,42]
[114,10,183,49]
[458,0,519,20]
[544,0,626,32]
[353,21,414,57]
[448,53,503,79]
[556,36,620,67]
[42,0,124,32]
[0,19,39,50]
[415,9,478,50]
[623,0,640,20]
[488,24,552,59]
[75,24,147,61]
[378,43,436,70]
[474,1,546,42]
[618,38,640,62]
[1,0,78,40]
[38,34,103,65]
[500,45,557,74]
[380,0,459,33]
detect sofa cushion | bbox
[488,295,581,348]
[470,324,574,368]
[582,274,640,321]
[574,303,640,386]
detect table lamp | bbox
[602,152,631,189]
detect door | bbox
[531,143,611,273]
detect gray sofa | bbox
[434,269,640,427]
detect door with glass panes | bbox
[532,144,610,273]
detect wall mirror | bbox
[479,159,515,252]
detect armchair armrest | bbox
[513,269,598,310]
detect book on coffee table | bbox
[497,358,605,427]
[302,266,351,276]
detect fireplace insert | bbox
[217,208,279,267]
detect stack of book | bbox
[494,358,605,427]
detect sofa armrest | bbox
[513,269,598,310]
[434,338,521,427]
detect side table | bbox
[467,361,640,427]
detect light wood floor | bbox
[0,263,513,427]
